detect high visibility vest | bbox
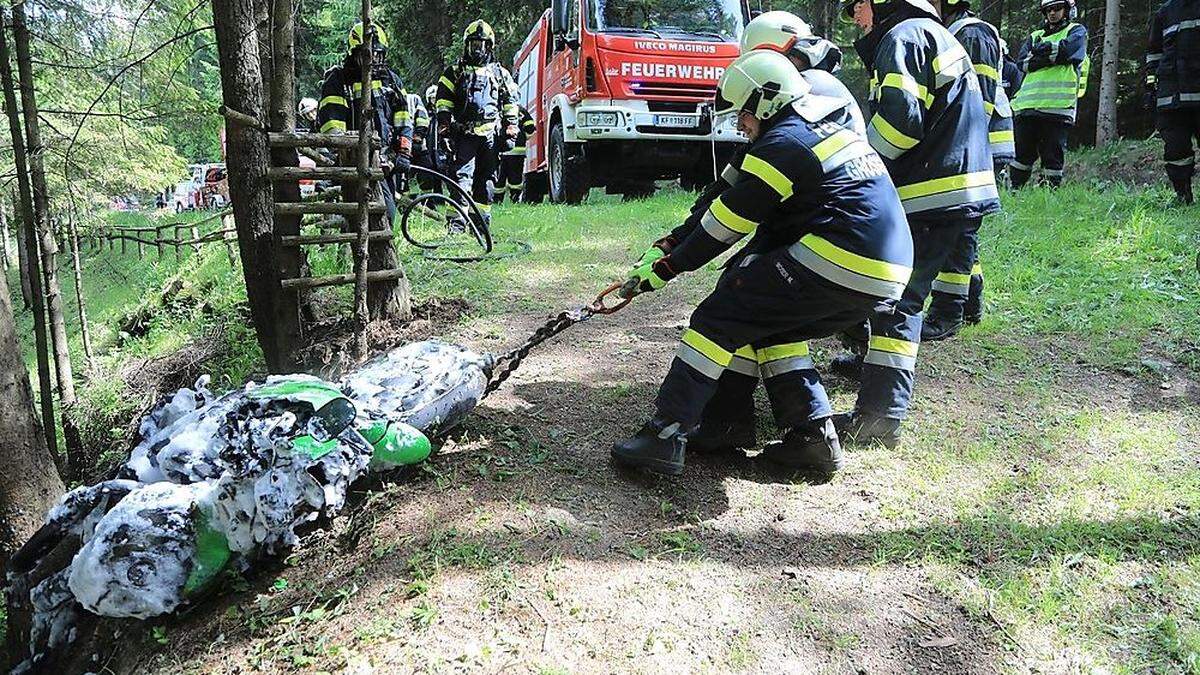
[1012,23,1090,121]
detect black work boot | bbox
[920,312,963,342]
[759,418,844,475]
[963,276,984,325]
[833,410,902,449]
[829,352,864,380]
[611,416,687,476]
[688,419,756,453]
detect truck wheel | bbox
[549,124,589,204]
[522,172,548,204]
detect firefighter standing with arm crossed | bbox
[610,50,913,477]
[1145,0,1200,205]
[921,0,1014,340]
[832,0,999,447]
[1009,0,1089,189]
[435,20,519,225]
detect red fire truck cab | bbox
[513,0,749,203]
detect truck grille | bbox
[629,81,718,99]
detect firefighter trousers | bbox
[856,216,975,419]
[1158,108,1200,198]
[495,153,525,203]
[655,247,879,430]
[926,217,983,322]
[447,132,496,218]
[1011,115,1069,188]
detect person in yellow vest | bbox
[1009,0,1089,188]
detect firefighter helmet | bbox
[348,21,389,49]
[714,50,810,121]
[425,84,438,103]
[1039,0,1074,15]
[741,11,841,72]
[297,97,317,118]
[463,20,496,46]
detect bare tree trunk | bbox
[266,0,306,348]
[12,191,30,308]
[352,0,374,358]
[1095,0,1120,146]
[212,0,299,373]
[0,196,9,270]
[0,270,63,568]
[66,208,93,369]
[12,2,81,474]
[0,11,57,464]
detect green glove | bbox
[620,258,673,298]
[633,244,666,268]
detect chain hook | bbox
[589,282,631,315]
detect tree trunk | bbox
[984,0,1006,33]
[66,209,94,369]
[0,270,63,568]
[11,2,81,474]
[266,0,306,348]
[0,195,9,270]
[1095,0,1120,146]
[0,11,57,464]
[212,0,298,373]
[13,192,31,309]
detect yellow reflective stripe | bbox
[395,111,412,120]
[869,335,919,357]
[870,114,919,151]
[936,271,971,285]
[974,63,1000,81]
[319,119,347,133]
[319,95,347,108]
[756,342,810,363]
[799,234,911,283]
[710,196,756,234]
[351,80,383,92]
[932,44,969,75]
[682,329,732,367]
[983,100,995,115]
[989,130,1014,144]
[740,154,793,199]
[880,72,932,108]
[439,76,454,89]
[435,98,455,109]
[733,345,756,360]
[812,130,856,161]
[896,170,994,200]
[971,262,983,275]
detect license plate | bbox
[654,114,699,128]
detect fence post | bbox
[156,224,164,257]
[190,223,200,255]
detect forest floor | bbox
[12,142,1200,673]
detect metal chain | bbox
[482,306,594,398]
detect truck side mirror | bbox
[550,0,568,36]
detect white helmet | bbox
[741,10,842,73]
[714,50,810,121]
[425,84,437,103]
[297,97,317,117]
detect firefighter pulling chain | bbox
[483,283,630,398]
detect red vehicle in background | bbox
[513,0,749,203]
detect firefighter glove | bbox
[633,236,676,268]
[620,257,676,298]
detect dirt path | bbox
[126,287,1195,674]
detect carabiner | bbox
[590,282,632,315]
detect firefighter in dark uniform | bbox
[834,0,999,447]
[435,20,519,224]
[611,50,914,477]
[1146,0,1200,205]
[642,10,869,454]
[496,105,535,203]
[1002,40,1025,101]
[317,21,413,207]
[921,0,1013,340]
[1010,0,1089,188]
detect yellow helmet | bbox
[348,21,389,50]
[463,20,496,46]
[714,50,810,121]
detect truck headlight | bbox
[579,111,620,128]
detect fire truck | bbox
[512,0,749,203]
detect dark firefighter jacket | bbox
[946,9,1015,161]
[1146,0,1200,109]
[435,61,519,137]
[854,4,1000,219]
[317,56,414,153]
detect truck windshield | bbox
[587,0,744,42]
